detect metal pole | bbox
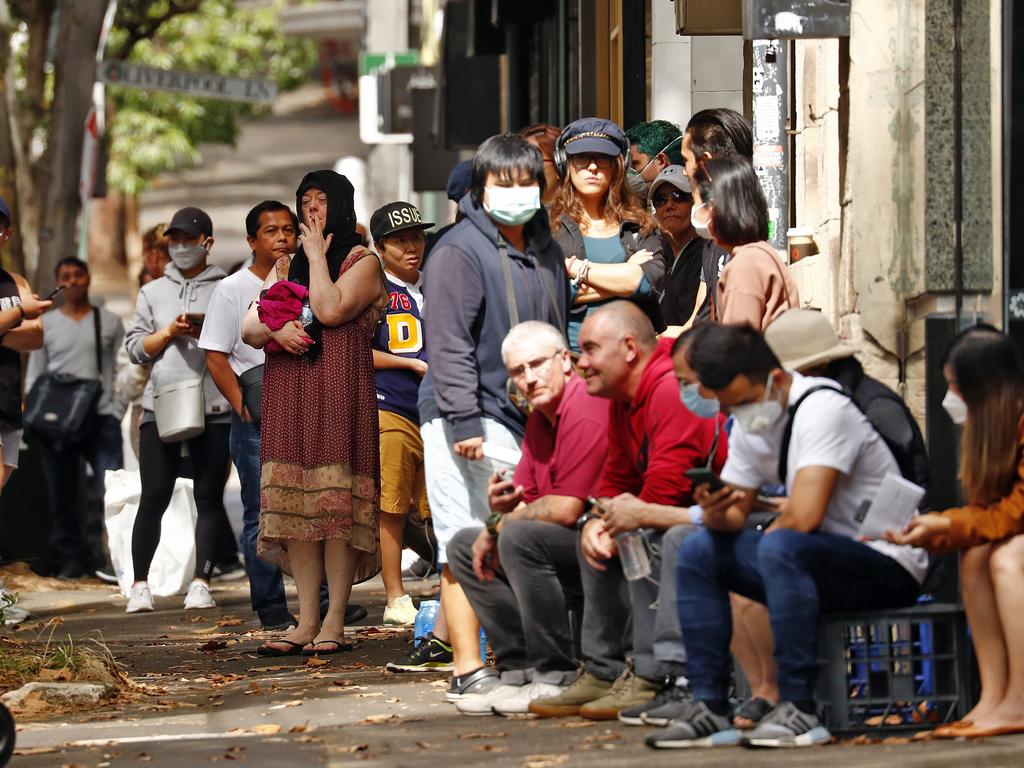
[751,38,788,253]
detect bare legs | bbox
[730,594,779,726]
[959,544,1005,723]
[440,565,482,675]
[380,511,408,605]
[261,537,356,653]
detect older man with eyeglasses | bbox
[445,320,610,717]
[649,166,707,334]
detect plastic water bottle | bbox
[413,599,440,644]
[479,627,488,661]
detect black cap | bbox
[370,201,434,244]
[560,118,628,157]
[0,198,10,224]
[446,160,473,202]
[166,206,213,238]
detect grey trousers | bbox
[447,520,582,685]
[580,525,698,682]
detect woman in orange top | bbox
[885,325,1024,739]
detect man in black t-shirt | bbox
[649,166,706,332]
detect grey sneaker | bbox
[446,666,500,702]
[645,700,740,749]
[740,701,832,748]
[637,684,695,727]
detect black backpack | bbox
[778,384,932,509]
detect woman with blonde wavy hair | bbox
[549,118,666,350]
[885,325,1024,739]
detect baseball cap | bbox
[166,206,213,238]
[561,118,628,157]
[764,308,857,372]
[446,160,473,202]
[648,165,692,205]
[370,201,434,244]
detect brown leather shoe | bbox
[527,670,612,718]
[579,668,660,721]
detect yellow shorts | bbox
[378,409,430,518]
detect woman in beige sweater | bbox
[691,157,798,329]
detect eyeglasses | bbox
[652,190,691,209]
[569,154,614,171]
[508,351,561,381]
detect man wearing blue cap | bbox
[0,198,52,486]
[423,159,473,261]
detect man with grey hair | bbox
[445,320,610,716]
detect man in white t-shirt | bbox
[646,323,927,751]
[200,201,298,630]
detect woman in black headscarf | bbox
[243,170,387,657]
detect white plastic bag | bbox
[104,469,197,597]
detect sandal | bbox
[301,639,353,656]
[257,638,306,657]
[734,697,774,729]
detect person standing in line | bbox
[520,124,563,207]
[25,257,125,579]
[141,223,171,283]
[124,206,233,614]
[243,170,387,657]
[199,200,301,630]
[624,119,684,201]
[369,200,434,627]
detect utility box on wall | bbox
[675,0,742,35]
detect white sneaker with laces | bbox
[456,683,524,716]
[126,582,155,613]
[183,581,216,610]
[492,681,567,715]
[382,594,418,626]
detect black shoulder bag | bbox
[24,308,103,448]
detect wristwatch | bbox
[575,510,600,531]
[485,510,503,537]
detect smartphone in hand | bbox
[684,468,726,493]
[45,285,65,301]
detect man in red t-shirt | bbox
[446,321,610,717]
[529,301,727,722]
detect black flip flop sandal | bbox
[734,697,774,728]
[301,639,353,656]
[257,639,306,657]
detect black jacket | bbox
[551,215,666,335]
[417,195,570,441]
[659,234,708,326]
[696,239,729,321]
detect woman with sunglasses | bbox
[549,118,665,351]
[647,165,707,335]
[691,156,798,330]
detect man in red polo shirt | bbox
[529,301,727,721]
[446,320,610,717]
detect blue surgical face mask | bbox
[680,382,720,419]
[484,185,541,226]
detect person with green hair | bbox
[624,120,684,200]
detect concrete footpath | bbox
[4,575,1024,767]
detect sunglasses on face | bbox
[652,189,692,209]
[569,153,614,171]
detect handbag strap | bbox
[92,306,102,386]
[497,236,567,340]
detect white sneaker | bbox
[492,681,568,716]
[456,683,524,716]
[382,594,418,626]
[183,581,216,610]
[126,582,155,613]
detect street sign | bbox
[359,50,419,77]
[97,61,277,104]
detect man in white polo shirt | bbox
[646,322,928,751]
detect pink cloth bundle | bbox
[258,280,310,353]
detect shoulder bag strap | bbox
[497,238,520,329]
[777,384,849,484]
[93,307,103,387]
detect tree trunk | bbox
[0,1,24,273]
[33,0,107,288]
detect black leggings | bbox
[132,421,232,582]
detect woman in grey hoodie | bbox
[123,207,233,614]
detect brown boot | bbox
[527,670,613,717]
[579,668,660,720]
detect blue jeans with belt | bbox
[230,412,290,623]
[676,527,920,704]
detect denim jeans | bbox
[40,413,123,569]
[230,412,290,622]
[676,528,920,703]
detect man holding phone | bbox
[648,323,927,750]
[25,257,125,579]
[444,321,609,716]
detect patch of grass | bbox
[0,624,127,694]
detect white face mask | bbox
[691,202,713,240]
[169,242,208,270]
[730,374,784,434]
[483,185,541,226]
[942,389,968,425]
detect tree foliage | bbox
[105,0,316,195]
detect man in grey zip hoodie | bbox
[123,206,236,614]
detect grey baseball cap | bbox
[648,165,692,206]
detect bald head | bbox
[577,301,658,402]
[586,301,657,350]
